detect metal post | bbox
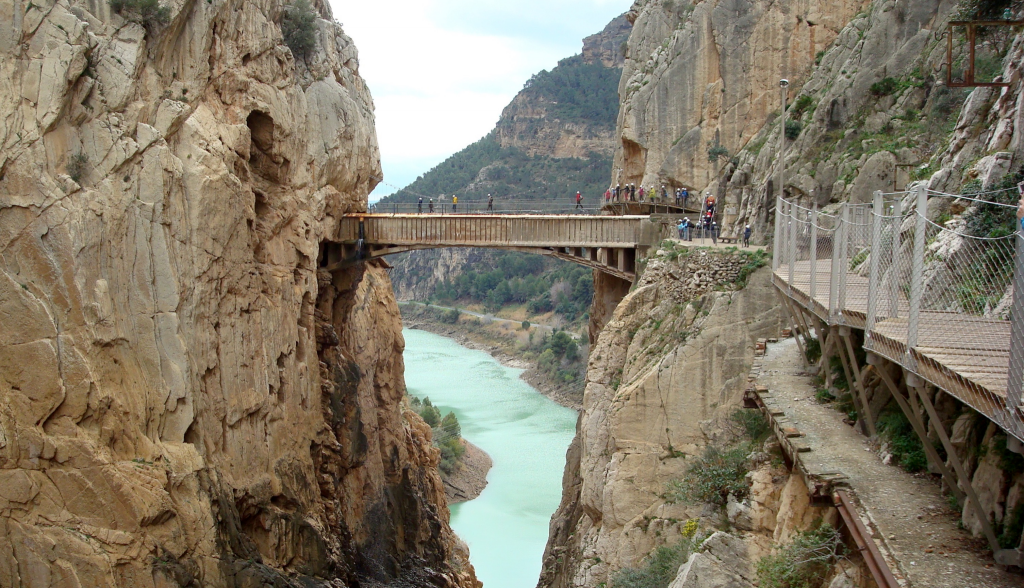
[889,198,902,319]
[788,203,797,288]
[778,79,789,209]
[837,205,850,320]
[1008,230,1024,415]
[773,196,783,271]
[907,185,927,363]
[809,204,818,305]
[866,191,884,343]
[829,208,841,320]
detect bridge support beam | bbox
[840,327,876,437]
[870,355,1004,556]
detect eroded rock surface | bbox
[0,1,475,586]
[538,256,785,588]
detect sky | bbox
[327,0,631,201]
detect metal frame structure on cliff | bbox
[946,20,1024,87]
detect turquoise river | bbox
[402,328,578,588]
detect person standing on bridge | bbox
[638,185,645,202]
[743,224,751,248]
[1018,181,1024,231]
[428,198,434,213]
[452,195,458,213]
[575,191,583,210]
[418,197,423,213]
[605,188,611,204]
[488,194,494,212]
[677,218,685,239]
[682,187,689,209]
[710,221,718,245]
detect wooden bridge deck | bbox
[328,213,662,281]
[775,261,1020,437]
[336,213,654,248]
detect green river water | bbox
[402,328,578,588]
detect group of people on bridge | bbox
[415,194,495,214]
[604,184,692,208]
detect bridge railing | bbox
[369,200,605,215]
[773,185,1024,441]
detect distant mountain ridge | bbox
[378,14,631,205]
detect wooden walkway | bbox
[327,213,663,281]
[775,261,1021,442]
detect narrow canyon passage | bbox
[402,329,578,588]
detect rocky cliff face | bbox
[613,0,869,194]
[539,254,785,588]
[619,0,1024,241]
[0,1,475,586]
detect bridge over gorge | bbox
[772,185,1024,565]
[320,213,667,281]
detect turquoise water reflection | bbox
[402,329,578,588]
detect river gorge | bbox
[403,328,577,588]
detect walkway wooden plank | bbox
[774,259,1022,442]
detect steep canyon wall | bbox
[540,253,786,588]
[0,1,475,586]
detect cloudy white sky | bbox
[328,0,631,201]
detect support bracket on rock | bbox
[946,20,1024,87]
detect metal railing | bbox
[773,186,1024,442]
[368,199,604,216]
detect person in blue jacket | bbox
[1018,182,1024,232]
[1015,182,1024,232]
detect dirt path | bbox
[759,337,1020,588]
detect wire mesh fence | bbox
[773,187,1024,442]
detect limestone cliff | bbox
[538,253,786,588]
[0,0,475,586]
[613,0,869,194]
[618,0,1024,241]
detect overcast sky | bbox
[328,0,631,201]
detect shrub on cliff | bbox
[756,523,844,588]
[441,411,461,438]
[610,540,691,588]
[109,0,170,27]
[666,445,750,506]
[281,0,317,59]
[611,521,701,588]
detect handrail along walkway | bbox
[772,185,1024,564]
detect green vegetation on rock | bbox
[610,521,702,588]
[876,405,927,472]
[665,410,770,506]
[410,396,466,475]
[109,0,169,26]
[756,523,844,588]
[281,0,317,58]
